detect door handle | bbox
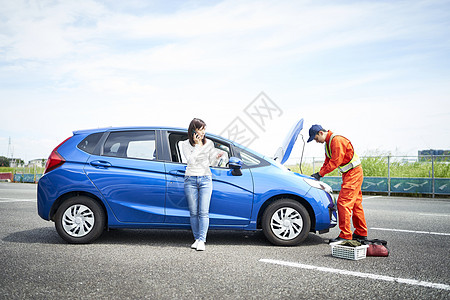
[169,170,185,176]
[90,160,112,168]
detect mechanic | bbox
[307,124,368,243]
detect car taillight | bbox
[44,137,72,174]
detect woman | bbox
[182,118,223,251]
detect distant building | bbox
[9,158,24,168]
[27,159,46,168]
[418,149,450,162]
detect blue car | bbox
[37,119,337,245]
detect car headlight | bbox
[303,178,333,194]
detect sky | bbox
[1,0,449,163]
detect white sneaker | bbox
[191,240,199,249]
[196,241,205,251]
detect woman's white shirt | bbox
[182,139,221,176]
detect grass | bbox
[0,167,15,173]
[0,167,45,174]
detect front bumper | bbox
[327,192,337,227]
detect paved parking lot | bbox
[1,182,449,299]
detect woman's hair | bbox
[188,118,207,146]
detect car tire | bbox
[55,196,105,244]
[262,199,311,246]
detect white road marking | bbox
[0,198,36,203]
[370,227,450,236]
[363,196,383,200]
[419,213,450,217]
[259,259,450,291]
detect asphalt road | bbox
[1,182,449,299]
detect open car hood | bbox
[273,118,304,164]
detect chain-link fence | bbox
[287,155,450,197]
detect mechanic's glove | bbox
[311,172,322,181]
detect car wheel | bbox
[55,196,105,244]
[262,199,311,246]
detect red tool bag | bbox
[362,239,389,257]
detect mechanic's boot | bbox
[328,236,350,244]
[352,234,368,241]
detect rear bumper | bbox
[37,175,53,220]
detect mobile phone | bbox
[192,130,199,139]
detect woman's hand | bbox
[193,132,202,145]
[217,152,224,159]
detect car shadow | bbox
[2,227,65,244]
[96,229,272,247]
[94,229,327,247]
[3,227,327,247]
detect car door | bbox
[84,130,166,223]
[164,131,254,227]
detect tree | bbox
[0,156,10,167]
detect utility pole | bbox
[7,137,11,158]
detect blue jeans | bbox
[184,176,212,242]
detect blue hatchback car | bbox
[37,119,337,245]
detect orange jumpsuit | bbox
[319,131,367,240]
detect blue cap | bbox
[307,124,324,142]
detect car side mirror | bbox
[228,157,243,176]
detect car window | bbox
[239,148,270,168]
[77,132,103,154]
[211,140,231,168]
[168,132,231,167]
[240,151,261,166]
[127,140,156,160]
[168,133,187,163]
[102,130,157,160]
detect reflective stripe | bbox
[339,154,361,172]
[325,133,360,173]
[324,133,337,159]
